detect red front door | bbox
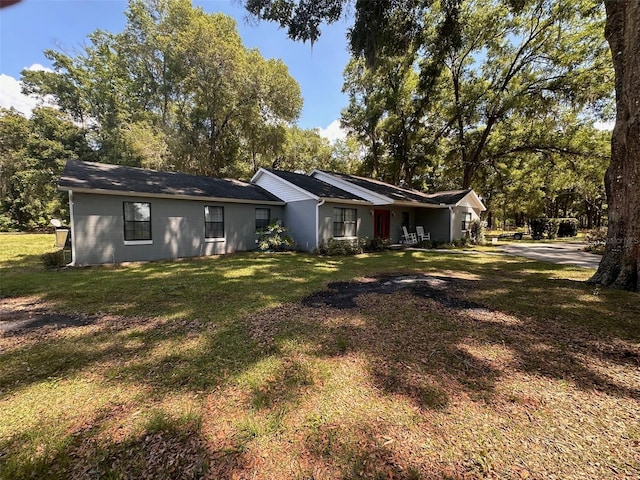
[374,209,391,239]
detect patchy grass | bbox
[1,233,639,479]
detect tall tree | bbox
[342,0,611,189]
[22,0,302,178]
[246,0,639,291]
[0,107,94,229]
[273,127,334,172]
[590,1,639,290]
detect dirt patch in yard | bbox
[0,297,172,352]
[302,273,483,310]
[0,297,99,335]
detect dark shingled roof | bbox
[266,169,367,201]
[316,171,440,205]
[316,171,475,206]
[59,161,284,203]
[424,189,474,205]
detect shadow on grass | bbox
[1,250,638,479]
[238,265,639,431]
[0,401,208,480]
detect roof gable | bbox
[253,168,368,203]
[426,189,486,211]
[58,161,284,204]
[312,170,440,206]
[312,170,486,210]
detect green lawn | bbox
[1,234,638,479]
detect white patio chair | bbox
[416,226,430,242]
[402,226,417,244]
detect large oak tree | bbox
[22,0,302,178]
[590,1,639,291]
[246,0,639,291]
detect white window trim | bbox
[461,211,473,231]
[124,240,153,246]
[204,237,226,243]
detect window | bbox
[333,207,357,237]
[255,208,271,232]
[123,202,151,242]
[461,211,472,231]
[204,206,224,239]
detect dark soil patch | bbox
[0,297,98,335]
[302,274,481,310]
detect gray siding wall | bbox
[415,208,452,242]
[450,206,479,240]
[282,199,318,251]
[70,192,284,265]
[388,207,409,243]
[317,202,372,245]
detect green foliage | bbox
[316,238,366,256]
[585,227,607,255]
[21,0,303,178]
[530,218,549,240]
[0,214,19,232]
[270,127,333,173]
[362,237,388,252]
[40,249,66,269]
[530,217,574,240]
[419,238,469,249]
[469,220,485,245]
[337,0,612,224]
[310,236,388,255]
[256,221,295,252]
[546,219,560,240]
[0,107,92,230]
[557,218,579,238]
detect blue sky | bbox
[0,0,351,140]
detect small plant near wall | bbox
[41,249,66,268]
[363,237,389,252]
[315,238,366,256]
[469,220,485,245]
[257,221,295,252]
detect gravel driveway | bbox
[495,242,601,269]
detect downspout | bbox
[315,198,326,250]
[68,190,76,266]
[448,206,454,242]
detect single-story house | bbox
[58,160,485,265]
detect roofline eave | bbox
[58,186,286,205]
[310,169,394,205]
[321,197,372,206]
[252,168,319,201]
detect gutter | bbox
[68,190,76,266]
[315,199,326,249]
[58,186,285,206]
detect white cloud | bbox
[24,63,53,73]
[594,120,614,131]
[0,64,54,117]
[318,119,346,143]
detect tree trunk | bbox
[590,1,640,292]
